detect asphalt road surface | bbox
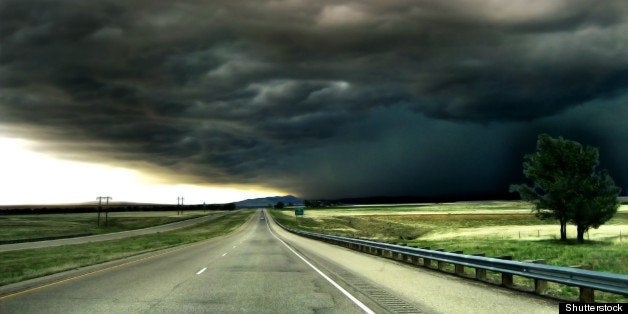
[0,210,367,313]
[0,210,559,313]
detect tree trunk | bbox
[576,225,586,243]
[560,218,567,241]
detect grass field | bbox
[270,202,627,302]
[0,211,210,244]
[0,211,253,286]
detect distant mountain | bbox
[235,195,303,208]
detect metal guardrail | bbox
[274,220,628,302]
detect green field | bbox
[0,211,210,244]
[271,202,627,302]
[0,211,253,286]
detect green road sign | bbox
[295,208,304,216]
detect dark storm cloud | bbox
[1,0,627,199]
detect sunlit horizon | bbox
[0,136,286,206]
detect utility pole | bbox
[96,196,112,226]
[177,196,184,215]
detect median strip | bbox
[0,211,253,288]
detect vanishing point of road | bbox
[0,210,558,313]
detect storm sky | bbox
[1,0,627,201]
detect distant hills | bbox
[235,195,303,208]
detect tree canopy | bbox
[510,134,620,243]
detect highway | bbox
[0,210,559,313]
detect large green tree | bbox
[510,134,620,243]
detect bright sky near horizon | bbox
[0,136,282,205]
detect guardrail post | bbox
[580,287,594,303]
[571,265,595,302]
[409,246,420,265]
[398,243,408,262]
[421,247,431,267]
[531,260,547,294]
[392,246,402,260]
[497,255,513,287]
[472,253,486,280]
[452,251,464,275]
[436,249,445,270]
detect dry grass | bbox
[271,202,628,272]
[0,211,212,243]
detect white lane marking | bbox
[222,252,228,257]
[267,220,375,314]
[196,267,207,275]
[233,245,237,248]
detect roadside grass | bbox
[0,211,253,286]
[0,211,211,244]
[411,238,626,272]
[270,205,627,302]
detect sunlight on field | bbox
[304,201,536,217]
[420,224,627,242]
[299,201,628,243]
